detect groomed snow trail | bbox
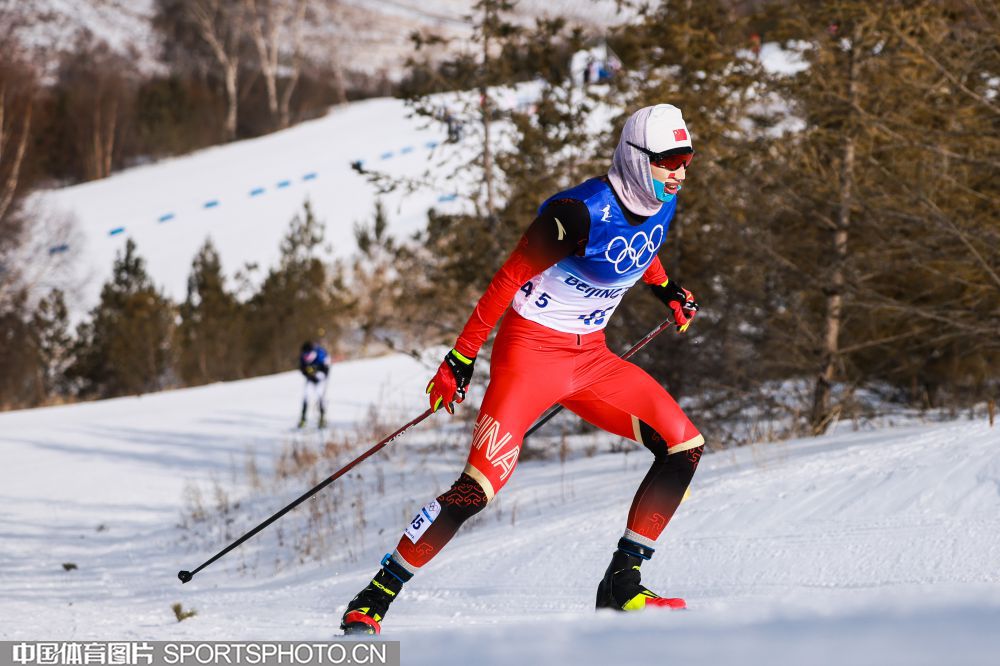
[1,355,998,665]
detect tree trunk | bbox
[245,0,279,123]
[329,56,347,106]
[278,0,309,128]
[481,85,495,223]
[811,41,859,434]
[102,98,118,178]
[224,62,238,140]
[187,0,244,142]
[263,59,279,121]
[91,102,103,181]
[0,98,31,223]
[278,62,300,129]
[480,8,496,226]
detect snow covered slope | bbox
[34,46,803,318]
[1,354,998,664]
[10,0,627,78]
[36,97,461,315]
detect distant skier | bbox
[341,105,704,634]
[299,341,331,428]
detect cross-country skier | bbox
[299,341,331,428]
[341,104,704,634]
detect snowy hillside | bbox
[32,44,804,319]
[2,353,999,664]
[34,81,555,318]
[36,96,466,315]
[10,0,627,78]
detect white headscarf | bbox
[608,104,693,216]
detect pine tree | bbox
[843,1,1000,407]
[70,238,175,397]
[30,289,72,400]
[0,289,43,409]
[244,200,347,375]
[763,0,1000,427]
[177,238,242,384]
[351,200,410,352]
[399,0,523,224]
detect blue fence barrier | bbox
[158,213,175,223]
[203,200,219,209]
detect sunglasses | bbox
[627,141,695,170]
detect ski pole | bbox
[178,407,434,584]
[523,317,674,440]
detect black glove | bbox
[650,279,700,332]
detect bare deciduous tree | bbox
[0,55,34,226]
[243,0,309,129]
[0,41,38,307]
[182,0,247,140]
[56,35,137,181]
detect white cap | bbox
[643,104,692,153]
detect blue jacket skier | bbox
[299,341,331,428]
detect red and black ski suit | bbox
[393,177,704,574]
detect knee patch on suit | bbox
[436,473,489,524]
[670,444,703,485]
[638,419,704,460]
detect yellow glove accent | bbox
[451,349,474,365]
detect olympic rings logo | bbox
[604,225,664,274]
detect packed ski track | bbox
[1,353,998,665]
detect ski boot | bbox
[298,403,308,429]
[341,554,412,635]
[318,407,326,430]
[596,538,686,611]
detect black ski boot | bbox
[596,538,685,611]
[341,555,412,635]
